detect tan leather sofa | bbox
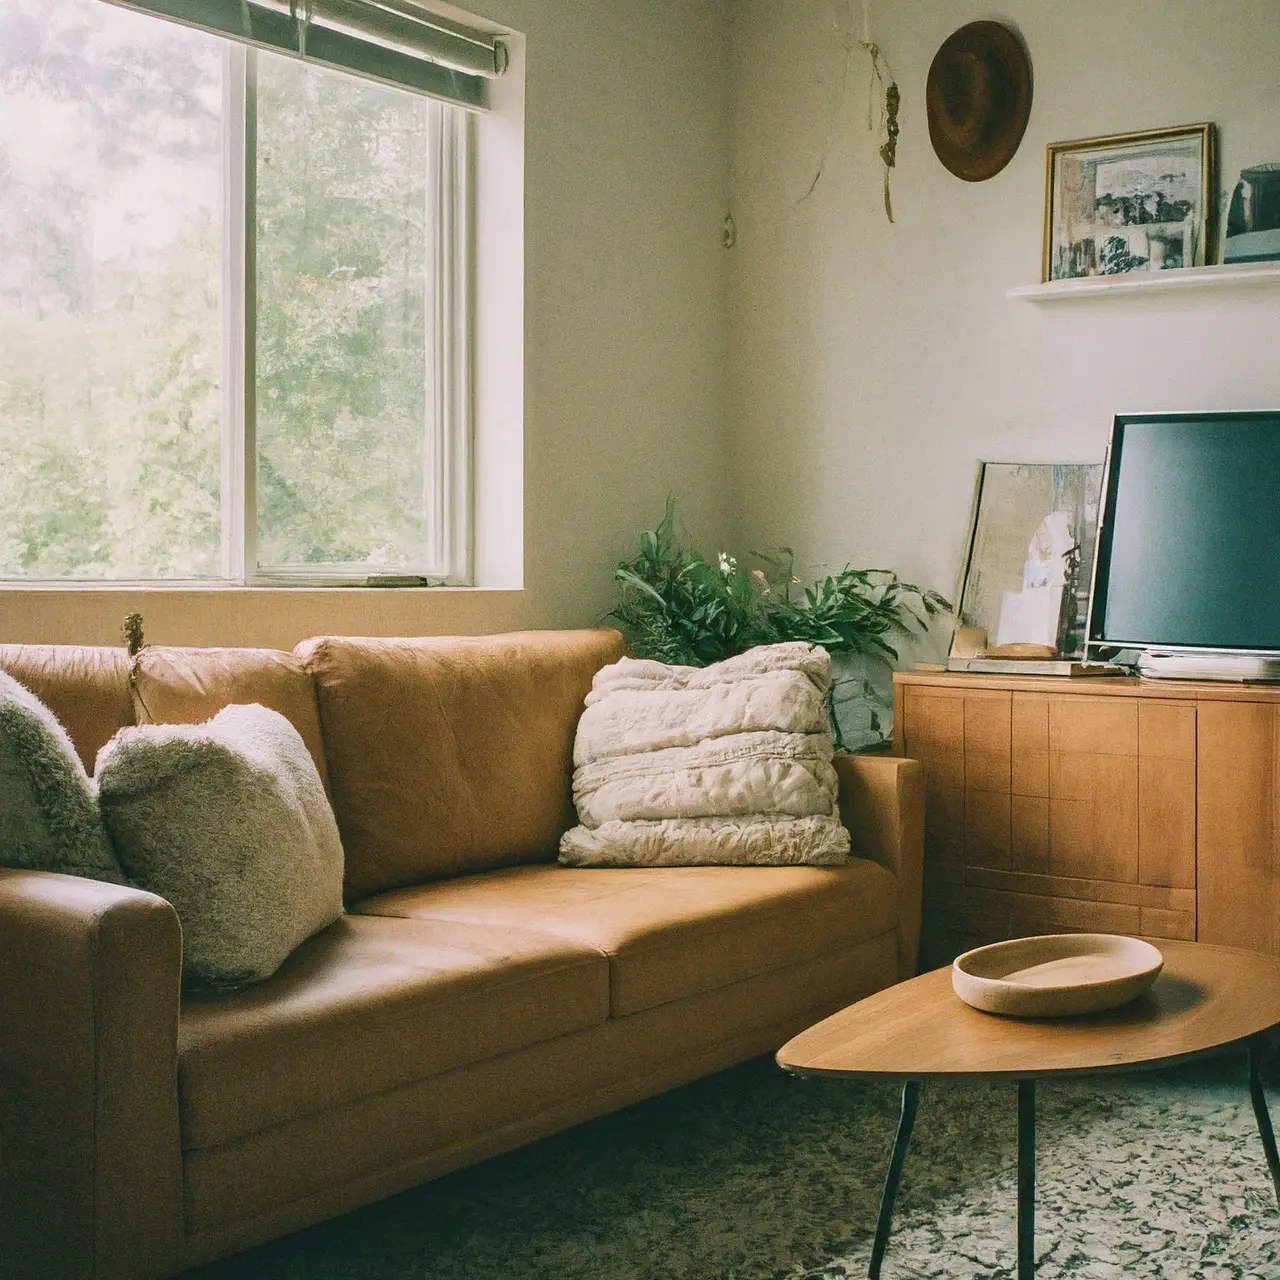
[0,629,924,1279]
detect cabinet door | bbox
[1046,696,1139,883]
[901,680,1198,960]
[1137,702,1196,889]
[1198,700,1280,954]
[903,686,1011,962]
[902,688,965,893]
[1010,694,1049,873]
[963,693,1012,871]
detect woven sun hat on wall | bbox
[926,20,1033,182]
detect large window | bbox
[0,0,473,584]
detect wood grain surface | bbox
[1197,700,1280,954]
[894,672,1280,702]
[777,941,1280,1080]
[890,672,1280,964]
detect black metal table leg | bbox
[1249,1042,1280,1210]
[1018,1079,1036,1280]
[868,1079,920,1279]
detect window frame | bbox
[1,22,475,589]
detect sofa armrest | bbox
[0,869,184,1279]
[833,754,925,980]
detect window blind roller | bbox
[99,0,507,108]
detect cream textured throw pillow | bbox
[560,643,851,867]
[0,668,123,883]
[97,703,344,989]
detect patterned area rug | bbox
[192,1054,1280,1280]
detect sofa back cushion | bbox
[295,629,626,899]
[131,646,329,792]
[0,645,134,770]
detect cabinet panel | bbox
[1093,764,1142,880]
[906,687,1012,962]
[1049,698,1137,756]
[1140,701,1196,761]
[1137,700,1196,891]
[1139,756,1196,888]
[1047,751,1139,882]
[1140,906,1195,940]
[1011,694,1049,796]
[1007,894,1139,938]
[964,694,1011,793]
[965,791,1011,870]
[1197,701,1278,953]
[903,692,964,791]
[965,695,1011,870]
[923,785,965,886]
[901,674,1206,965]
[1049,751,1102,801]
[1010,794,1049,873]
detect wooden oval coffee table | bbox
[777,940,1280,1279]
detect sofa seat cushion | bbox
[178,914,609,1151]
[353,860,898,1018]
[294,629,626,899]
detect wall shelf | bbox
[1008,261,1280,302]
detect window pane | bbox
[0,0,223,579]
[255,54,434,571]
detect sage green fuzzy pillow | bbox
[96,702,344,989]
[0,668,123,883]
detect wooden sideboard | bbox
[893,670,1280,968]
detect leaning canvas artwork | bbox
[956,462,1104,658]
[1044,125,1214,281]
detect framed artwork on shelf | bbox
[954,461,1104,660]
[1043,123,1215,282]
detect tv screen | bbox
[1088,410,1280,654]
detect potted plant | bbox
[610,501,949,750]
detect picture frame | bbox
[1043,123,1215,282]
[953,461,1104,659]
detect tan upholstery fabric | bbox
[0,636,921,1278]
[131,645,330,791]
[834,753,924,977]
[179,932,898,1240]
[295,629,626,898]
[179,914,609,1151]
[355,860,898,1017]
[0,868,183,1280]
[0,644,133,771]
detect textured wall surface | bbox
[2,0,733,646]
[728,0,1280,660]
[12,1,1278,651]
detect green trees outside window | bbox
[0,0,459,582]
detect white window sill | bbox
[0,582,530,648]
[0,581,519,594]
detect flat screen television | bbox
[1086,410,1280,668]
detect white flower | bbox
[718,552,737,576]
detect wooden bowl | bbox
[952,934,1164,1018]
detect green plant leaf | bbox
[607,504,951,746]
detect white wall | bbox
[18,0,1277,654]
[2,0,732,647]
[728,0,1280,660]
